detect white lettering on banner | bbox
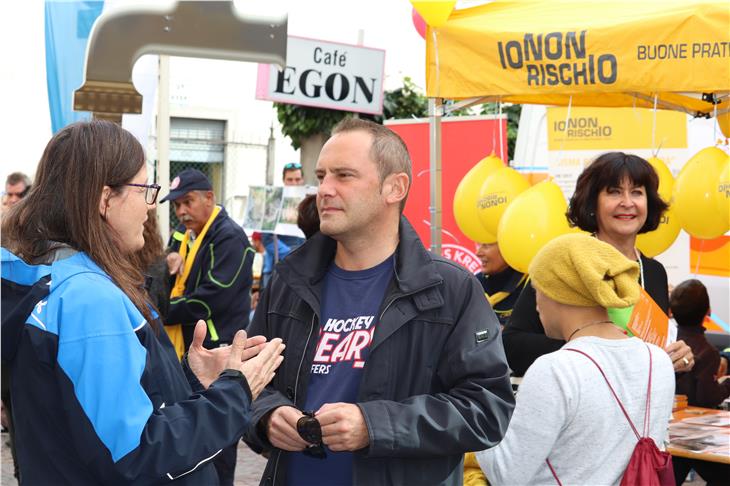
[256,36,385,115]
[442,244,481,273]
[312,316,376,373]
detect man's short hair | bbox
[6,172,31,188]
[282,162,302,180]
[331,118,412,211]
[670,279,710,327]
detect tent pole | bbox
[428,97,443,253]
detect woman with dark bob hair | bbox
[1,120,284,484]
[502,152,694,377]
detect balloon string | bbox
[492,103,497,153]
[498,99,504,162]
[713,99,718,146]
[652,94,658,157]
[555,95,573,173]
[693,239,704,275]
[432,28,440,98]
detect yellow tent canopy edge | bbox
[426,1,730,117]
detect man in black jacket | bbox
[244,118,514,486]
[161,168,254,485]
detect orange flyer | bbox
[626,288,669,347]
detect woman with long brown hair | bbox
[1,120,284,484]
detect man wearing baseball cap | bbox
[161,168,255,485]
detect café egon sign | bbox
[256,36,385,115]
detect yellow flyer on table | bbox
[627,288,669,347]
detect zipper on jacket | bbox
[272,312,317,484]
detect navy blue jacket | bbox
[168,207,254,348]
[1,248,253,484]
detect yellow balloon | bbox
[646,156,674,204]
[410,1,456,27]
[636,205,682,257]
[497,180,572,273]
[674,147,730,239]
[476,167,530,236]
[717,158,730,228]
[453,154,504,243]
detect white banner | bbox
[256,36,385,115]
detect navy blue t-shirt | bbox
[286,255,394,486]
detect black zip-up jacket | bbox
[243,217,515,486]
[167,207,254,348]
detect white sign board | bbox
[256,36,385,115]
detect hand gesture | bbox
[187,320,267,389]
[238,337,285,400]
[317,402,370,452]
[666,340,694,373]
[166,252,184,275]
[266,406,310,451]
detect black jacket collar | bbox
[277,216,443,302]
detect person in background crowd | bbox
[0,172,31,478]
[503,152,694,376]
[464,240,529,486]
[161,168,255,485]
[474,241,528,328]
[132,209,170,319]
[260,162,307,288]
[672,279,730,407]
[243,118,514,486]
[477,233,675,485]
[670,279,730,486]
[1,120,284,484]
[2,172,31,216]
[296,193,319,240]
[254,229,289,289]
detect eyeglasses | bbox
[124,183,161,204]
[284,162,302,170]
[296,411,326,459]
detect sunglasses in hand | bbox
[296,411,326,459]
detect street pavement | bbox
[0,431,709,485]
[1,433,267,485]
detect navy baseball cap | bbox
[160,169,212,202]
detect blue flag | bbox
[45,0,104,133]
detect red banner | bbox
[387,116,508,272]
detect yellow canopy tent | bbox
[426,1,730,116]
[421,1,730,249]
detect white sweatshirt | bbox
[477,336,675,486]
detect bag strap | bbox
[565,344,653,439]
[546,458,562,486]
[545,343,654,485]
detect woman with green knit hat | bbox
[476,233,675,486]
